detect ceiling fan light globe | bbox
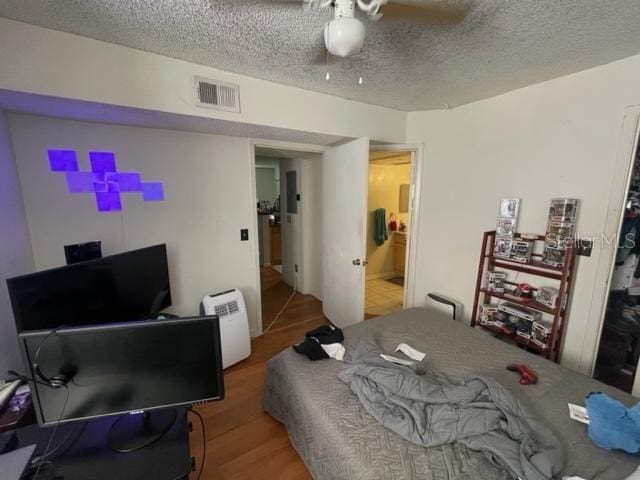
[324,18,365,58]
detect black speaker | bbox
[64,241,102,265]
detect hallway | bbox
[260,267,326,332]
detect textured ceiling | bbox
[2,0,640,111]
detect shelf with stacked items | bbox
[470,230,578,363]
[479,285,556,315]
[477,322,548,354]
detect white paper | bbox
[321,343,345,361]
[380,354,415,366]
[395,343,426,361]
[568,403,590,424]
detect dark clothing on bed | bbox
[304,325,344,344]
[338,336,565,480]
[293,325,344,361]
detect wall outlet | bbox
[240,228,249,241]
[578,239,593,257]
[294,264,298,273]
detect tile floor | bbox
[365,278,404,317]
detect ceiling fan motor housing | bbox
[324,0,365,57]
[334,0,355,18]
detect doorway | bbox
[365,150,414,318]
[253,146,324,333]
[593,141,640,393]
[250,139,423,332]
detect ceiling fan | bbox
[269,0,469,58]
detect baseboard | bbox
[366,271,398,281]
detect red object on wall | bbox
[389,213,397,232]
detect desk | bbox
[1,408,191,480]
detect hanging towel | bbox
[374,208,388,246]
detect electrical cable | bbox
[262,269,298,334]
[31,385,70,480]
[107,409,178,454]
[33,325,69,368]
[188,407,207,480]
[6,370,53,388]
[168,408,207,480]
[32,324,71,388]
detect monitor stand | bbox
[107,409,178,453]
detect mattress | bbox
[262,307,640,480]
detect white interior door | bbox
[322,137,369,327]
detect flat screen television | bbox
[7,244,171,332]
[18,316,224,426]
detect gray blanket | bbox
[263,308,640,479]
[338,337,564,480]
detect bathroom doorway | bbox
[365,150,415,318]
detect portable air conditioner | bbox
[202,288,251,369]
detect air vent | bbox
[194,76,240,113]
[214,304,229,317]
[213,300,242,318]
[227,300,239,314]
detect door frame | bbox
[585,105,640,393]
[249,139,328,335]
[368,143,425,310]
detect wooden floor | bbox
[189,267,328,479]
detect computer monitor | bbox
[64,241,102,265]
[18,316,224,426]
[7,244,172,332]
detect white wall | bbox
[255,157,280,206]
[303,156,323,300]
[8,114,262,336]
[407,53,640,374]
[0,110,34,377]
[0,18,406,144]
[255,168,277,203]
[279,155,323,299]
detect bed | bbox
[263,308,640,480]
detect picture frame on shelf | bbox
[479,305,499,326]
[548,198,578,223]
[546,222,575,243]
[510,239,533,263]
[542,245,567,267]
[532,321,552,349]
[493,236,513,258]
[496,217,517,236]
[484,271,507,292]
[498,197,520,218]
[537,286,559,309]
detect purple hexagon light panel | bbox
[48,150,164,212]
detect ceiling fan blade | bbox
[379,1,468,24]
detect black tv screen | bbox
[7,244,171,332]
[19,316,224,425]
